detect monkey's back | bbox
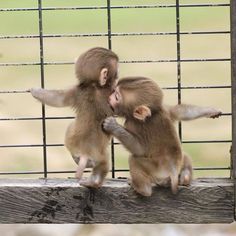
[126,110,183,179]
[65,86,113,159]
[125,111,181,155]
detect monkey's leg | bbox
[80,154,109,188]
[129,158,152,197]
[75,156,89,179]
[168,104,222,121]
[73,155,95,168]
[179,153,193,186]
[169,164,179,194]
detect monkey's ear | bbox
[99,68,108,86]
[133,105,151,121]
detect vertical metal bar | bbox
[106,0,115,178]
[176,0,182,141]
[230,0,236,220]
[107,0,112,50]
[38,0,47,178]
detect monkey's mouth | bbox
[107,98,115,112]
[109,104,114,112]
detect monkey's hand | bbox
[206,108,222,119]
[103,117,145,156]
[102,116,119,134]
[30,88,44,100]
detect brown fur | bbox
[103,77,222,196]
[121,77,184,195]
[104,76,221,196]
[31,47,119,187]
[103,77,191,196]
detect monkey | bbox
[102,76,222,196]
[30,47,119,187]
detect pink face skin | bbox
[108,86,122,112]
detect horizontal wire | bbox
[0,58,231,67]
[182,140,232,144]
[0,167,230,175]
[193,167,230,170]
[0,144,64,148]
[0,4,230,12]
[0,62,41,66]
[162,85,231,90]
[113,140,231,145]
[0,171,73,175]
[120,58,231,63]
[218,112,232,116]
[0,112,231,122]
[110,167,231,171]
[0,90,30,94]
[0,85,231,94]
[0,139,232,148]
[0,116,74,121]
[0,30,230,40]
[0,170,88,175]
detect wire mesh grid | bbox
[0,0,232,179]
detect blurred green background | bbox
[0,0,231,179]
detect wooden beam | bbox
[0,178,233,224]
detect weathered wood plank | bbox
[0,178,233,224]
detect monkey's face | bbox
[108,86,122,114]
[108,86,136,118]
[109,87,152,121]
[109,77,165,121]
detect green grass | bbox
[0,0,231,178]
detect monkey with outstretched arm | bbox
[103,77,222,196]
[31,47,119,187]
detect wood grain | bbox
[0,178,233,224]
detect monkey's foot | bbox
[127,178,132,185]
[179,168,192,186]
[79,175,103,188]
[132,183,152,197]
[75,172,82,180]
[79,180,101,188]
[179,173,191,186]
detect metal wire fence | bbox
[0,0,232,178]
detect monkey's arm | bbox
[30,87,77,107]
[103,117,145,156]
[168,104,222,121]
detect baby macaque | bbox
[31,47,119,187]
[103,77,222,196]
